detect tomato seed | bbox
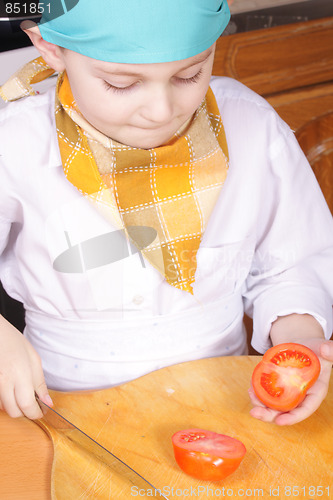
[271,349,311,368]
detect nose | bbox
[141,85,174,124]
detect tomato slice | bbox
[252,343,321,412]
[171,429,246,481]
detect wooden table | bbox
[0,408,52,500]
[0,356,332,500]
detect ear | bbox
[21,21,66,72]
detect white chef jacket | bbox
[0,76,332,391]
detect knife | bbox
[36,397,169,499]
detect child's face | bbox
[60,45,216,149]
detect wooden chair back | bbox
[296,112,333,215]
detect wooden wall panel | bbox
[214,17,333,97]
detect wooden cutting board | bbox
[36,356,333,500]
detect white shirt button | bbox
[132,294,144,305]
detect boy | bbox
[0,0,332,425]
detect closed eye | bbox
[103,80,136,94]
[174,68,203,85]
[103,67,204,94]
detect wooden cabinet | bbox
[213,17,333,213]
[214,16,333,216]
[214,18,333,348]
[214,17,333,130]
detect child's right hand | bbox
[0,315,53,419]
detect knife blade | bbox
[36,397,169,499]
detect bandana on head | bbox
[38,0,230,63]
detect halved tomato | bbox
[252,343,321,412]
[171,429,246,481]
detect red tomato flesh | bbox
[252,343,320,411]
[171,429,246,481]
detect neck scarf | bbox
[0,57,229,293]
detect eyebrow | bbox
[94,49,213,77]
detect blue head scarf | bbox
[38,0,230,63]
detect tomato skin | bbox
[252,343,321,412]
[171,429,246,481]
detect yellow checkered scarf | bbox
[1,57,229,293]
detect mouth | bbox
[138,123,170,131]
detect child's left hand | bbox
[248,338,333,425]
